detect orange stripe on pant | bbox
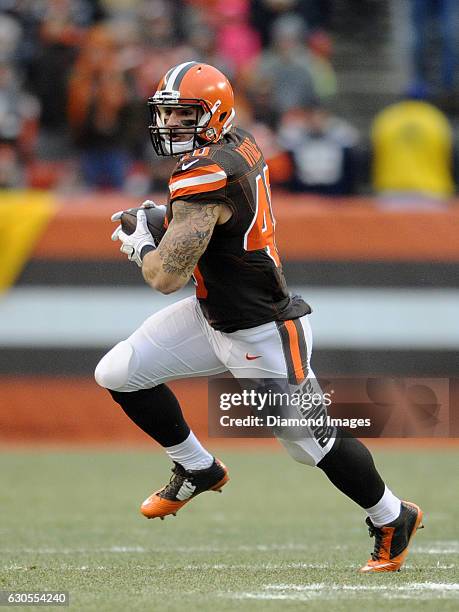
[284,320,306,384]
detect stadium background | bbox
[1,1,458,609]
[1,0,458,443]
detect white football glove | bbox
[111,208,156,267]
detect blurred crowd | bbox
[1,0,459,205]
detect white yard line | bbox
[2,540,458,555]
[414,542,459,554]
[0,543,315,554]
[265,583,459,591]
[229,582,459,601]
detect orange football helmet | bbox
[148,61,235,156]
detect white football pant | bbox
[95,296,336,465]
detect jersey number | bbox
[244,165,280,266]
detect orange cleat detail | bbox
[360,501,424,573]
[141,495,188,519]
[140,458,229,519]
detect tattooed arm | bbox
[141,200,226,294]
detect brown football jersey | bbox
[166,127,311,332]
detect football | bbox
[121,204,167,244]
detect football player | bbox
[95,62,423,572]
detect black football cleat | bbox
[360,500,424,572]
[140,458,229,519]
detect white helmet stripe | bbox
[161,67,174,89]
[164,61,197,92]
[222,107,235,134]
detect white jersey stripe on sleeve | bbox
[169,170,227,194]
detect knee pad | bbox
[276,437,318,466]
[277,435,337,467]
[94,340,137,390]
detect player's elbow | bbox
[148,274,185,295]
[154,281,178,295]
[142,256,188,294]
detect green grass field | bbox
[1,448,458,611]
